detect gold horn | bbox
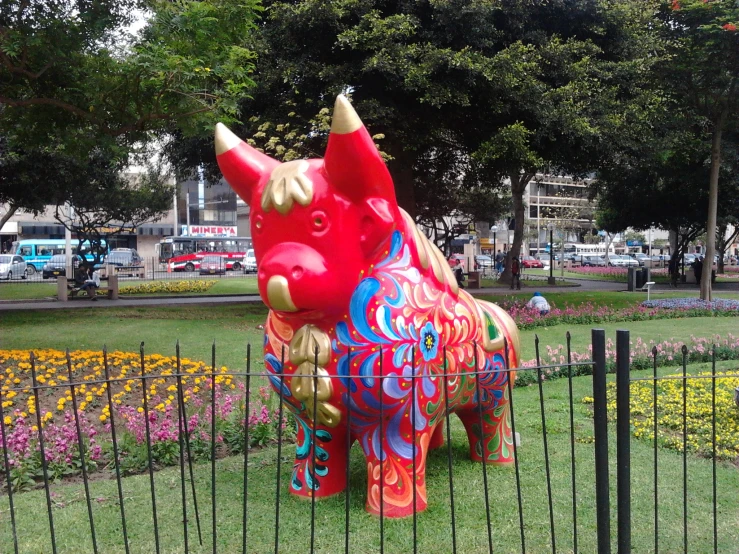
[215,122,243,155]
[330,95,362,135]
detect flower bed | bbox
[642,298,739,310]
[0,349,287,491]
[602,371,739,460]
[499,298,739,331]
[517,334,739,387]
[118,280,216,295]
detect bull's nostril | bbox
[292,266,304,279]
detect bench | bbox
[57,275,119,301]
[465,271,481,289]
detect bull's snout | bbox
[258,243,330,312]
[265,275,298,312]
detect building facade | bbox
[1,176,250,259]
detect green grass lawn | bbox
[3,304,739,552]
[0,277,260,301]
[3,301,739,364]
[2,358,737,553]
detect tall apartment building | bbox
[524,174,596,254]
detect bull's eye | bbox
[311,210,328,233]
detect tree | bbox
[593,128,739,272]
[51,150,174,265]
[1,0,260,219]
[472,0,661,282]
[166,0,659,288]
[623,231,647,245]
[0,146,72,230]
[658,0,739,299]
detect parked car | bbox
[633,253,650,266]
[582,256,607,267]
[95,249,144,277]
[0,255,28,280]
[521,255,544,268]
[244,249,257,273]
[608,255,639,267]
[474,255,493,270]
[199,255,226,275]
[42,254,84,279]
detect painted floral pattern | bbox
[264,227,519,516]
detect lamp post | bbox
[548,223,556,285]
[492,224,498,259]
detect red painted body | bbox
[215,96,520,517]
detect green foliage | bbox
[1,0,260,227]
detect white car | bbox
[244,249,257,273]
[608,255,639,267]
[0,255,28,280]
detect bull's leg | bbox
[429,421,445,449]
[456,389,514,465]
[288,415,349,499]
[360,428,432,518]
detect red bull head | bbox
[215,96,400,319]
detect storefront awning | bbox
[137,224,174,236]
[19,222,65,235]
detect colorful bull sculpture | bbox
[215,96,520,518]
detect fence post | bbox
[592,329,611,554]
[616,330,631,554]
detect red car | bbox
[521,256,544,268]
[447,254,467,268]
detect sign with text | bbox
[184,225,237,237]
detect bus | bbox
[561,242,615,258]
[155,236,253,271]
[12,239,108,275]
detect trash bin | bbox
[627,267,637,291]
[635,268,650,289]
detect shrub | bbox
[119,280,216,295]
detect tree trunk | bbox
[500,173,531,283]
[668,229,678,259]
[0,205,18,235]
[716,224,727,275]
[386,143,416,218]
[701,118,724,301]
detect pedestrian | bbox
[454,264,465,289]
[526,292,550,316]
[510,256,521,290]
[668,256,679,288]
[79,266,101,300]
[693,256,703,287]
[495,250,504,274]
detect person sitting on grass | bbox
[526,292,550,316]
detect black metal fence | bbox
[614,330,739,554]
[0,332,736,552]
[1,257,258,285]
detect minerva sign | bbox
[184,225,238,237]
